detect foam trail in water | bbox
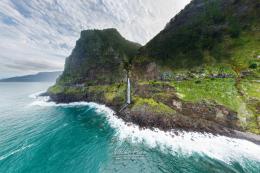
[30,94,260,164]
[28,91,45,99]
[88,102,260,164]
[0,144,34,161]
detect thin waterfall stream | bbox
[127,77,131,104]
[119,77,131,112]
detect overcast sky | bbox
[0,0,191,78]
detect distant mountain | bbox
[0,71,62,82]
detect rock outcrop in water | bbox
[47,0,260,142]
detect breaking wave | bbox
[29,92,260,164]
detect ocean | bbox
[0,82,260,173]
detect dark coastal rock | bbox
[48,80,241,137]
[59,28,141,86]
[47,0,260,144]
[118,106,234,135]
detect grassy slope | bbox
[131,0,260,133]
[171,79,242,112]
[132,97,176,116]
[48,83,126,104]
[131,30,260,133]
[48,1,260,134]
[239,79,260,133]
[171,78,259,134]
[140,0,260,70]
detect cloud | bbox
[0,0,191,78]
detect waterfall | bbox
[127,78,131,104]
[118,77,131,112]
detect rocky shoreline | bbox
[46,92,260,145]
[118,108,260,145]
[44,1,260,145]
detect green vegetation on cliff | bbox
[131,97,176,116]
[139,0,260,69]
[239,79,260,133]
[171,79,241,111]
[171,78,259,133]
[59,28,141,85]
[48,0,260,135]
[128,0,260,134]
[128,78,259,134]
[48,83,126,105]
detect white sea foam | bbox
[0,144,34,161]
[29,95,53,107]
[30,93,260,164]
[28,91,46,99]
[88,102,260,164]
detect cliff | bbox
[129,0,260,135]
[59,28,141,85]
[48,28,141,107]
[47,0,260,141]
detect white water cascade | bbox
[118,77,131,112]
[127,78,131,104]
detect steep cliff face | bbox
[129,0,260,135]
[59,28,141,85]
[48,29,141,106]
[48,0,260,138]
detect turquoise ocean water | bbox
[0,82,260,173]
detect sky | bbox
[0,0,191,78]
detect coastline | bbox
[45,92,260,145]
[118,106,260,145]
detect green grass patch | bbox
[48,85,64,94]
[132,97,176,115]
[203,65,237,76]
[88,83,126,103]
[229,32,260,71]
[138,80,167,86]
[48,83,126,103]
[240,80,260,100]
[170,78,260,133]
[239,80,260,134]
[171,78,243,111]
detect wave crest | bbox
[29,92,260,164]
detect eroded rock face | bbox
[132,62,160,81]
[59,28,141,85]
[116,82,240,135]
[119,107,234,135]
[172,100,182,111]
[48,76,240,135]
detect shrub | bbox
[249,63,257,69]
